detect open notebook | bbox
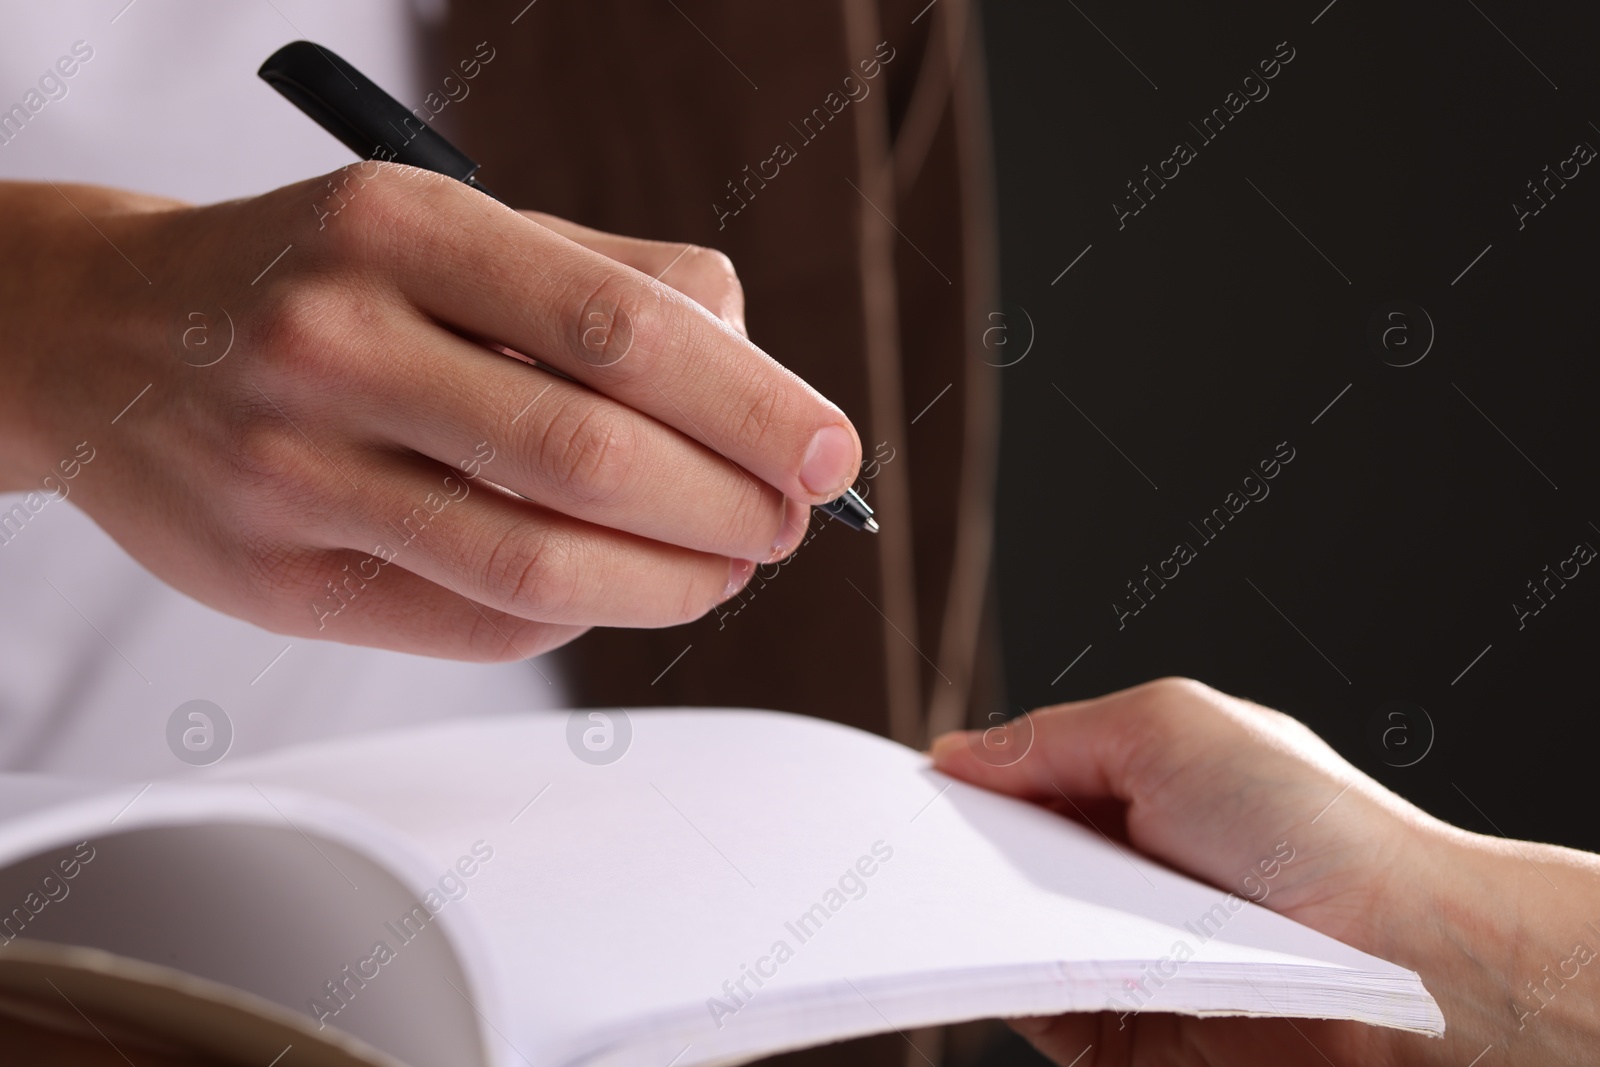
[0,709,1443,1066]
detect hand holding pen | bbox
[0,42,876,663]
[261,42,878,532]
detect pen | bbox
[258,40,879,535]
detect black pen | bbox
[258,40,879,534]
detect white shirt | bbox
[0,0,565,779]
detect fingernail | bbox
[724,558,756,600]
[799,424,855,499]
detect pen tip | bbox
[864,518,880,534]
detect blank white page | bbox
[210,709,1443,1067]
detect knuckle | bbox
[249,282,341,369]
[221,415,325,522]
[730,384,785,456]
[313,162,456,262]
[328,165,418,232]
[684,246,745,327]
[245,284,373,396]
[686,246,743,295]
[243,540,309,600]
[1121,678,1252,766]
[1140,676,1216,707]
[482,526,576,620]
[462,609,518,660]
[462,609,550,662]
[534,400,637,505]
[569,269,654,371]
[216,386,354,534]
[1117,677,1211,739]
[700,246,741,283]
[242,547,344,635]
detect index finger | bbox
[376,177,863,505]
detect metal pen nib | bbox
[817,487,878,532]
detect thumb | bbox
[930,678,1369,902]
[929,681,1176,805]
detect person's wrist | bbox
[0,183,182,494]
[1394,827,1520,1066]
[1477,832,1600,1063]
[1376,823,1600,1066]
[0,187,61,492]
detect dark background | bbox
[984,0,1600,859]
